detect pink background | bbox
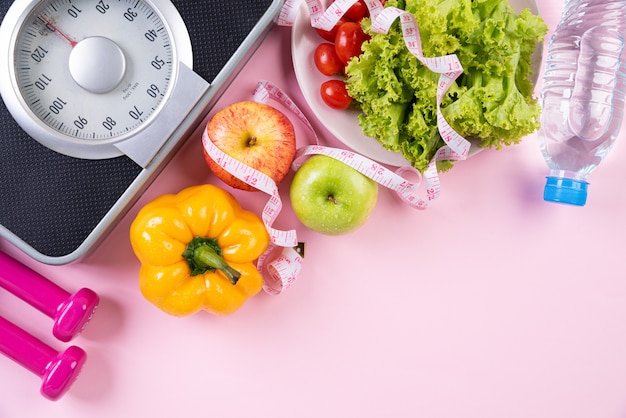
[3,1,626,417]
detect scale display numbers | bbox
[0,0,195,161]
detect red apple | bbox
[203,101,297,192]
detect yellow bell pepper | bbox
[129,184,269,316]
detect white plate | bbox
[291,0,542,167]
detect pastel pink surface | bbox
[3,1,626,417]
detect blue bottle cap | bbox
[543,176,588,206]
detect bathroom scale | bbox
[0,0,283,264]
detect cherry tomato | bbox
[314,43,344,76]
[320,79,352,110]
[343,0,368,21]
[315,18,345,42]
[334,21,370,64]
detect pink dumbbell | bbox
[0,251,99,342]
[0,314,86,400]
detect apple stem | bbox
[327,195,338,204]
[247,136,257,147]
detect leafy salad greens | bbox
[344,0,548,172]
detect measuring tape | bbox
[202,84,300,295]
[204,0,473,294]
[203,80,432,294]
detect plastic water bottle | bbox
[538,0,626,206]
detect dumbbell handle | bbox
[0,315,86,400]
[0,252,64,316]
[0,251,99,342]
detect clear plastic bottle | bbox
[538,0,626,206]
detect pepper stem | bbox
[182,236,242,285]
[193,245,241,285]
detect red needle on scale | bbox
[39,16,78,48]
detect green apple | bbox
[290,155,378,235]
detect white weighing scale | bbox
[0,0,282,264]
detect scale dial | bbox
[0,0,194,160]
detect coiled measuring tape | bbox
[203,0,472,294]
[203,80,429,295]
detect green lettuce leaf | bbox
[344,0,547,172]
